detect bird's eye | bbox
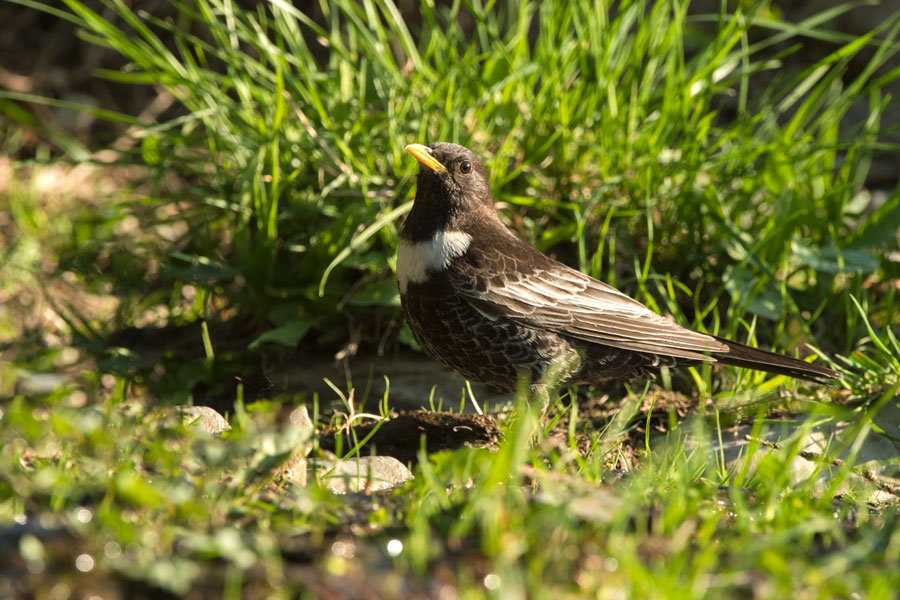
[459,160,472,174]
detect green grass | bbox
[1,0,900,597]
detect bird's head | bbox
[403,142,496,241]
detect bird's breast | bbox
[396,229,473,293]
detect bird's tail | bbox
[712,335,841,382]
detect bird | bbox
[397,142,840,396]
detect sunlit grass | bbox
[1,0,899,597]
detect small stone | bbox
[279,452,308,486]
[313,455,413,494]
[704,419,900,501]
[289,406,314,436]
[278,406,315,486]
[180,406,231,435]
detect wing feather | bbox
[452,244,726,360]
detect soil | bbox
[314,385,705,470]
[318,411,503,465]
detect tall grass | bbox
[3,0,898,377]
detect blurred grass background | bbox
[1,0,900,597]
[2,0,899,392]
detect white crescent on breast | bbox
[396,230,473,293]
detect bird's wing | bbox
[451,246,726,361]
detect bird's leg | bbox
[530,383,553,418]
[533,349,581,420]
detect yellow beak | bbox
[405,143,448,173]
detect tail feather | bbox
[711,335,840,382]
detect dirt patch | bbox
[315,388,696,469]
[319,411,502,464]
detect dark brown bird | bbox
[397,142,839,394]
